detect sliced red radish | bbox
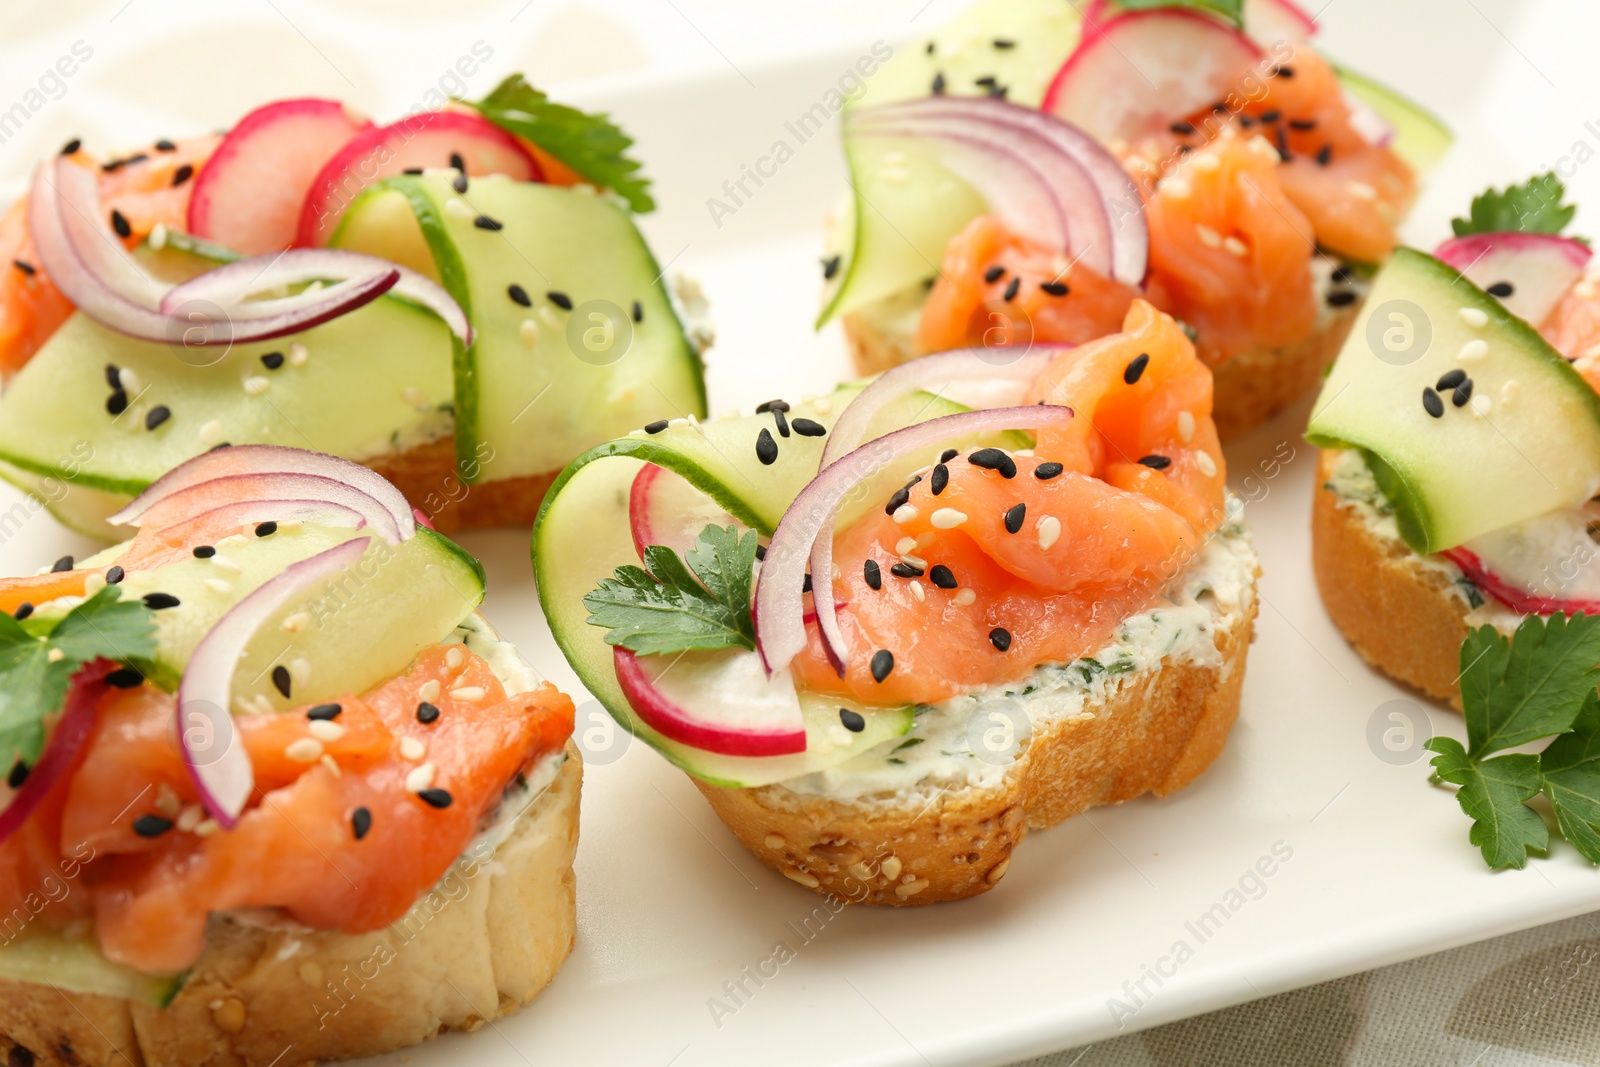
[614,647,806,756]
[0,660,114,847]
[111,444,416,538]
[1043,10,1263,145]
[187,98,373,256]
[1442,502,1600,615]
[127,472,402,544]
[297,110,543,247]
[1434,232,1593,328]
[1244,0,1317,46]
[629,464,742,563]
[179,538,371,826]
[848,97,1147,287]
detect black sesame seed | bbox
[473,215,503,231]
[984,265,1006,284]
[307,704,342,721]
[507,283,532,307]
[839,708,866,732]
[929,564,957,589]
[932,72,947,95]
[1124,353,1150,384]
[418,788,454,809]
[969,448,1017,478]
[974,76,998,88]
[145,405,171,431]
[989,627,1013,652]
[133,815,174,838]
[931,463,950,495]
[1178,144,1194,154]
[940,448,959,463]
[643,419,669,434]
[822,255,841,280]
[1239,114,1255,128]
[12,603,31,620]
[107,667,144,688]
[1139,454,1172,470]
[7,761,28,789]
[755,545,767,561]
[1487,281,1515,299]
[755,428,778,465]
[994,38,1015,48]
[110,209,131,239]
[51,555,73,573]
[260,351,285,370]
[1330,266,1352,284]
[632,300,643,323]
[1274,126,1291,161]
[1211,102,1228,114]
[403,167,424,175]
[106,565,124,585]
[890,562,925,579]
[1326,290,1358,308]
[155,139,176,152]
[1259,109,1281,124]
[863,560,882,590]
[1003,276,1020,302]
[1035,461,1065,480]
[547,291,573,310]
[1289,118,1317,131]
[1171,121,1196,135]
[271,666,292,699]
[926,41,935,54]
[1316,144,1332,166]
[352,807,373,841]
[1274,65,1295,78]
[1436,369,1467,391]
[106,390,129,416]
[870,649,894,682]
[452,170,469,193]
[885,486,912,515]
[12,259,34,276]
[449,151,466,172]
[772,408,790,438]
[1004,502,1026,534]
[61,138,81,155]
[791,418,826,437]
[801,573,813,594]
[1453,379,1474,407]
[416,701,441,724]
[1040,280,1070,297]
[193,545,216,558]
[755,399,790,414]
[105,364,122,389]
[1422,387,1445,419]
[255,521,278,537]
[171,164,194,188]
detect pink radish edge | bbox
[613,647,807,757]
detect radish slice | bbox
[614,647,806,756]
[1434,232,1593,328]
[162,247,471,345]
[849,97,1147,287]
[1043,10,1264,145]
[628,464,742,563]
[1442,502,1600,615]
[111,444,416,538]
[127,472,402,544]
[179,538,371,826]
[757,405,1076,675]
[297,110,543,247]
[0,660,114,847]
[188,98,374,256]
[1244,0,1317,45]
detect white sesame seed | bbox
[289,657,311,688]
[1247,135,1278,162]
[764,834,786,850]
[1501,379,1520,405]
[243,376,271,396]
[445,646,464,670]
[539,306,562,330]
[418,679,442,702]
[1459,307,1489,328]
[1037,515,1062,551]
[445,197,474,220]
[309,720,346,743]
[194,819,219,838]
[896,536,918,555]
[148,222,168,250]
[1195,224,1223,248]
[204,578,234,595]
[1347,181,1378,201]
[783,868,820,888]
[1223,236,1249,257]
[120,368,143,395]
[953,588,976,607]
[401,387,428,408]
[399,737,426,761]
[1192,152,1220,172]
[900,554,927,570]
[83,573,106,596]
[450,685,487,702]
[1471,394,1492,417]
[198,420,224,446]
[285,738,324,763]
[892,504,919,525]
[321,754,342,778]
[288,343,308,367]
[519,319,539,350]
[909,581,925,603]
[155,783,180,817]
[176,805,202,833]
[1015,449,1034,457]
[1178,410,1196,443]
[46,648,64,663]
[930,508,968,530]
[812,397,832,415]
[1458,339,1488,362]
[1161,177,1192,199]
[1196,451,1218,478]
[211,555,241,574]
[828,724,854,748]
[880,856,903,880]
[281,612,310,634]
[406,763,437,793]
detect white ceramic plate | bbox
[5,2,1600,1064]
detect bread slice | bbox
[840,297,1360,443]
[697,536,1260,905]
[1311,449,1472,705]
[364,435,559,536]
[0,746,581,1067]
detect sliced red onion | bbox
[848,96,1148,287]
[162,248,473,345]
[111,444,416,539]
[127,472,402,544]
[0,660,114,847]
[179,537,371,827]
[53,157,168,308]
[757,405,1077,675]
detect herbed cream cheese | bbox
[779,511,1258,801]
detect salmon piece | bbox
[1142,134,1318,365]
[1541,284,1600,393]
[96,136,220,242]
[795,300,1225,706]
[917,215,1141,354]
[0,571,90,616]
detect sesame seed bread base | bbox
[362,436,560,536]
[1311,449,1469,706]
[695,564,1259,906]
[839,301,1360,444]
[0,745,581,1067]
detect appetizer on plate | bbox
[1307,174,1600,703]
[537,299,1258,903]
[817,0,1448,438]
[0,446,578,1067]
[0,76,707,538]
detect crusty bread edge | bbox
[0,746,581,1067]
[696,561,1260,906]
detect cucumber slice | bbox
[1306,247,1600,554]
[113,525,484,710]
[1334,65,1452,177]
[0,931,182,1006]
[332,174,706,484]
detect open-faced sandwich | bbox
[0,76,707,538]
[1307,173,1600,703]
[537,298,1258,903]
[817,0,1448,439]
[0,446,577,1066]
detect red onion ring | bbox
[0,660,114,847]
[125,472,403,545]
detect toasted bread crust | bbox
[841,304,1359,442]
[697,574,1258,905]
[0,749,581,1067]
[363,436,559,536]
[1311,450,1469,704]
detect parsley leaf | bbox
[1459,614,1600,758]
[1426,737,1548,869]
[470,75,655,213]
[0,587,156,770]
[1539,689,1600,864]
[584,524,758,655]
[1109,0,1244,27]
[1450,172,1580,239]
